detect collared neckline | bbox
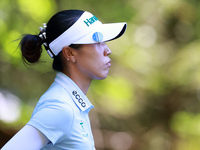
[54,72,94,111]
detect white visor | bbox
[49,11,127,56]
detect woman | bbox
[1,10,127,150]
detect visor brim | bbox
[73,22,127,44]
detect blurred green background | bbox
[1,0,200,149]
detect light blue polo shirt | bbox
[27,72,95,150]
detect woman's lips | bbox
[106,60,111,67]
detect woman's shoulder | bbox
[43,81,68,98]
[33,81,74,114]
[38,82,71,104]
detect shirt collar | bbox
[54,72,94,111]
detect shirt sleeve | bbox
[1,125,49,150]
[27,99,74,145]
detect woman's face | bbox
[75,42,112,80]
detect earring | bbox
[67,58,69,61]
[73,60,76,63]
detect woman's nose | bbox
[104,45,112,56]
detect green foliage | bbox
[1,0,200,149]
[91,75,135,116]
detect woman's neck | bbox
[62,70,91,95]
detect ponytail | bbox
[20,34,43,64]
[20,10,84,72]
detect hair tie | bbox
[39,23,47,41]
[38,23,54,58]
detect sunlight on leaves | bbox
[168,41,200,85]
[2,30,21,60]
[92,76,135,116]
[17,0,56,22]
[124,47,152,73]
[0,18,6,39]
[159,0,182,11]
[170,111,200,136]
[170,111,200,150]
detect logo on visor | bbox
[93,32,103,42]
[84,15,98,27]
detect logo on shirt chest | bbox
[80,120,89,139]
[72,90,86,108]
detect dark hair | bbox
[20,10,84,72]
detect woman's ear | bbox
[62,46,76,63]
